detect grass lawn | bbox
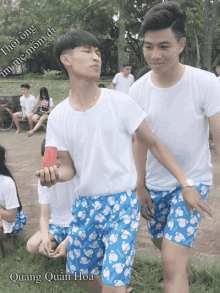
[1,237,220,293]
[0,78,112,108]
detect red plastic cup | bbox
[43,139,57,167]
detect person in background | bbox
[27,138,76,257]
[0,145,27,252]
[12,84,35,134]
[135,65,151,81]
[213,63,220,77]
[111,63,134,94]
[28,87,54,137]
[98,83,106,88]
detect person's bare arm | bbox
[110,82,116,90]
[39,204,51,256]
[135,121,212,218]
[21,106,26,120]
[209,111,220,155]
[35,95,40,107]
[50,237,68,258]
[46,106,53,114]
[132,133,155,220]
[35,151,75,187]
[29,105,35,113]
[0,207,16,223]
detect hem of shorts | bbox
[102,280,130,287]
[164,234,193,248]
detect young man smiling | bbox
[130,2,220,293]
[36,29,212,293]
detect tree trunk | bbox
[117,10,126,72]
[203,0,219,71]
[194,28,201,68]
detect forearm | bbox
[132,134,148,188]
[40,215,49,240]
[110,82,115,90]
[21,107,26,115]
[149,139,188,184]
[58,165,75,182]
[29,106,35,113]
[0,208,16,223]
[47,107,53,114]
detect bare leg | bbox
[12,112,22,133]
[27,231,56,255]
[28,114,47,136]
[162,237,190,293]
[151,237,194,286]
[68,273,102,293]
[27,113,34,132]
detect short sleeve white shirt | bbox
[129,65,220,191]
[45,88,146,197]
[38,179,76,226]
[0,175,19,209]
[20,95,35,113]
[113,72,134,94]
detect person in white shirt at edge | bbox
[110,63,134,94]
[12,84,36,134]
[129,2,220,293]
[0,145,27,251]
[27,138,76,257]
[28,87,54,137]
[35,29,211,293]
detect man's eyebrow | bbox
[144,41,171,45]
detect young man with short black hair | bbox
[111,63,134,94]
[13,84,35,134]
[130,2,220,292]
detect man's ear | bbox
[60,54,71,67]
[178,37,186,53]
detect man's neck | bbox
[151,63,185,88]
[122,72,129,78]
[69,76,99,109]
[24,94,30,98]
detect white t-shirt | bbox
[0,175,19,209]
[20,95,35,114]
[129,65,220,191]
[113,72,134,94]
[38,180,76,227]
[45,88,146,197]
[218,76,220,82]
[38,97,54,112]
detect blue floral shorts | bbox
[66,190,140,286]
[10,211,27,236]
[49,223,69,244]
[146,184,211,247]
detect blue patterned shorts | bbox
[66,190,140,286]
[10,211,27,236]
[146,184,211,247]
[49,223,69,244]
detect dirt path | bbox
[1,130,220,264]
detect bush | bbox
[43,70,68,80]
